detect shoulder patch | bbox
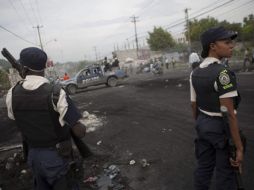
[219,71,230,85]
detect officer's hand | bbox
[71,122,86,138]
[230,149,243,170]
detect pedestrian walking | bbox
[171,57,176,69]
[251,48,254,65]
[190,26,244,190]
[189,52,201,70]
[6,47,87,190]
[242,48,250,71]
[165,58,169,69]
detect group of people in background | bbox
[242,48,254,71]
[102,52,120,72]
[189,47,254,72]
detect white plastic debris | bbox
[80,111,106,133]
[129,160,136,165]
[97,140,102,145]
[141,159,150,168]
[5,157,14,170]
[177,83,182,87]
[21,169,27,174]
[83,111,90,118]
[83,176,98,183]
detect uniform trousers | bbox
[194,113,237,190]
[28,148,70,190]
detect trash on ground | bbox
[177,83,182,87]
[105,165,120,179]
[80,111,106,132]
[83,176,98,183]
[129,160,136,165]
[140,159,150,168]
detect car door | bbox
[76,69,95,88]
[90,67,103,85]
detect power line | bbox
[28,0,40,25]
[189,0,225,17]
[212,0,254,21]
[8,0,34,34]
[0,25,37,46]
[18,0,35,26]
[164,0,235,30]
[190,0,235,21]
[35,0,43,25]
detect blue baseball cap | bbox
[200,26,238,58]
[19,47,47,71]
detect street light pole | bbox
[185,8,191,54]
[33,25,44,50]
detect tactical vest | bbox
[192,63,239,113]
[12,82,70,148]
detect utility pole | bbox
[126,38,130,49]
[130,15,139,59]
[94,46,98,62]
[33,25,44,50]
[185,8,191,54]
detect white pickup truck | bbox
[59,65,127,94]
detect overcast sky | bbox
[1,0,253,62]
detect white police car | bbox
[59,65,127,94]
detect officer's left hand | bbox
[230,149,243,172]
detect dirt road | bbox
[0,69,253,190]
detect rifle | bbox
[70,130,93,159]
[220,106,245,190]
[2,48,92,159]
[1,48,25,78]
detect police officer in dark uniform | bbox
[103,56,111,72]
[111,53,120,69]
[6,47,86,190]
[190,26,243,190]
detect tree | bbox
[188,17,219,42]
[242,14,254,45]
[147,27,175,51]
[0,69,10,90]
[188,16,243,44]
[0,59,11,72]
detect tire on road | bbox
[107,76,118,87]
[66,84,77,95]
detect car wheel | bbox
[107,77,118,87]
[66,84,77,94]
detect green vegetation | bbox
[146,14,254,52]
[147,27,175,51]
[0,69,10,91]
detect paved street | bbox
[0,69,253,190]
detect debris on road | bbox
[80,111,106,132]
[97,140,102,146]
[129,160,136,165]
[83,176,98,183]
[140,158,150,168]
[177,83,182,87]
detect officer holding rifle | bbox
[5,47,88,190]
[190,26,244,190]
